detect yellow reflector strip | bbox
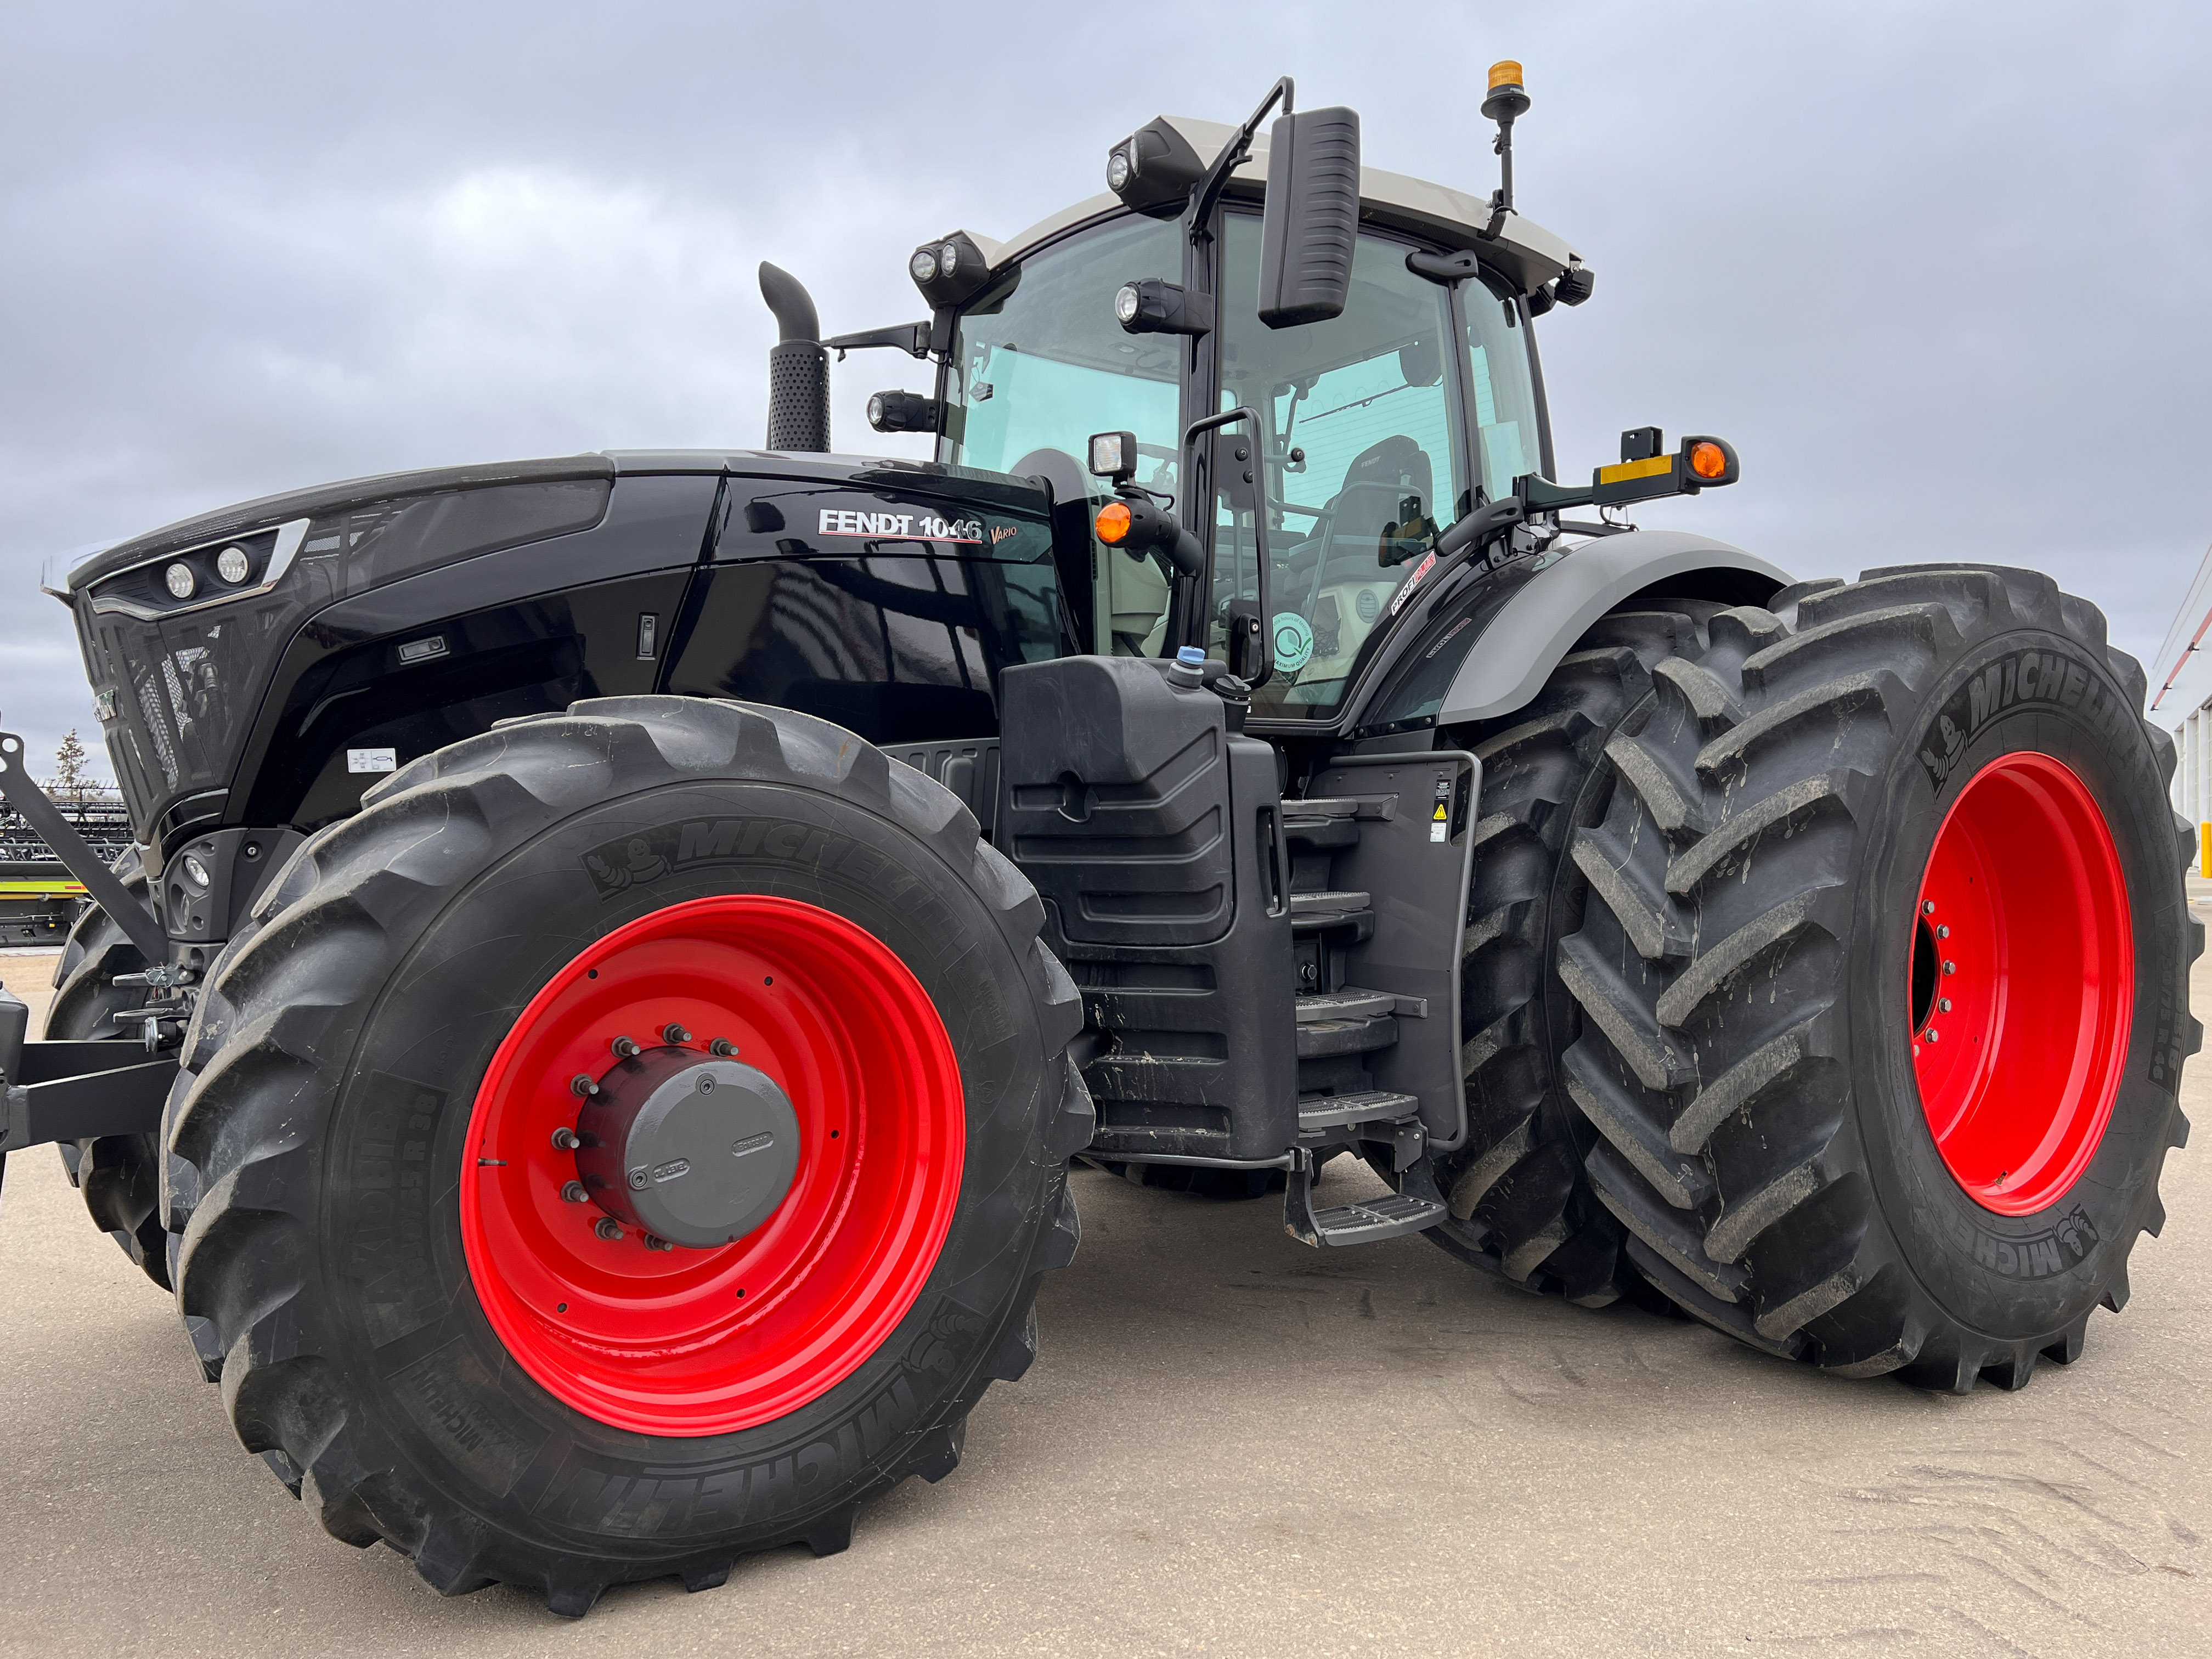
[0,881,87,895]
[1598,455,1674,485]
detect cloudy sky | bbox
[4,1,2207,782]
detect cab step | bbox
[1289,890,1371,931]
[1284,1149,1449,1248]
[1294,986,1393,1023]
[1288,1190,1447,1248]
[1296,1089,1419,1131]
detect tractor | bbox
[0,65,2193,1615]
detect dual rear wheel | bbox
[1500,565,2194,1384]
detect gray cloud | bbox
[4,0,2207,778]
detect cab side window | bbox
[1215,217,1468,713]
[941,215,1183,657]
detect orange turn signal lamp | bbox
[1519,430,1741,515]
[1096,501,1132,545]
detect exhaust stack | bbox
[759,262,830,452]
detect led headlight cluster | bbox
[906,230,994,308]
[85,521,308,622]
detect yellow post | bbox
[2199,821,2210,878]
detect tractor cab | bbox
[865,103,1581,734]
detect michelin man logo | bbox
[1272,612,1314,675]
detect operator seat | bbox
[1285,433,1440,602]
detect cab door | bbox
[1207,214,1480,724]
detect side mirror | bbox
[1257,106,1361,330]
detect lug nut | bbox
[644,1234,673,1252]
[561,1180,588,1204]
[1939,998,1953,1012]
[709,1037,737,1057]
[1922,900,1936,914]
[1937,924,1950,939]
[551,1127,582,1151]
[1942,960,1956,975]
[570,1073,600,1098]
[1926,1029,1942,1043]
[611,1035,640,1058]
[663,1022,692,1045]
[595,1217,623,1241]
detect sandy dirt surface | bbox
[2,934,2208,1657]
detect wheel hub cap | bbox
[576,1049,801,1248]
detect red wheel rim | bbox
[460,895,964,1436]
[1909,751,2131,1215]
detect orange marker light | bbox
[1689,441,1728,480]
[1096,501,1132,544]
[1489,60,1523,91]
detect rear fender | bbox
[1436,531,1792,726]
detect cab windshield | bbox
[943,215,1183,656]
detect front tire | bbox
[1560,566,2198,1387]
[171,697,1088,1610]
[48,850,172,1289]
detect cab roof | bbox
[959,115,1582,298]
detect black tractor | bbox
[0,67,2194,1615]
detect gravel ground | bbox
[2,925,2209,1657]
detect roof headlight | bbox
[215,545,251,584]
[908,231,992,307]
[164,562,196,600]
[1106,148,1132,193]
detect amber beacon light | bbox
[1689,441,1729,481]
[1095,501,1133,545]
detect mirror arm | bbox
[822,321,932,362]
[1184,76,1295,249]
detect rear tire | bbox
[171,697,1088,1610]
[1423,599,1720,1304]
[1559,567,2198,1387]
